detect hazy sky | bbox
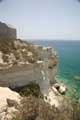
[0,0,80,40]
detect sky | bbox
[0,0,80,40]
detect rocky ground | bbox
[0,87,21,120]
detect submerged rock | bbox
[74,76,80,80]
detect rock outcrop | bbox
[53,83,67,94]
[0,87,21,120]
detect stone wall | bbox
[0,22,16,39]
[35,45,57,84]
[0,63,48,94]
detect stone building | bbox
[0,22,17,39]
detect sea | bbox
[29,40,80,99]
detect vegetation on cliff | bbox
[13,83,43,98]
[0,38,41,65]
[11,82,80,120]
[13,95,80,120]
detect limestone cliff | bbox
[0,22,64,108]
[0,38,57,89]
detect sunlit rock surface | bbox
[0,87,21,120]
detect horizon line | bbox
[23,39,80,41]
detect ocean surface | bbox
[29,40,80,99]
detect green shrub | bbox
[14,83,43,98]
[0,38,16,54]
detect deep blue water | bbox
[29,40,80,99]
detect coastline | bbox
[30,40,80,99]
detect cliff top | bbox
[0,38,41,68]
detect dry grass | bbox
[13,96,80,120]
[0,38,40,63]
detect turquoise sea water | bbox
[30,40,80,99]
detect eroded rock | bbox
[0,87,21,120]
[54,83,67,94]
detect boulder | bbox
[7,98,18,108]
[59,85,67,94]
[54,83,67,94]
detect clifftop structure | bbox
[0,22,17,39]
